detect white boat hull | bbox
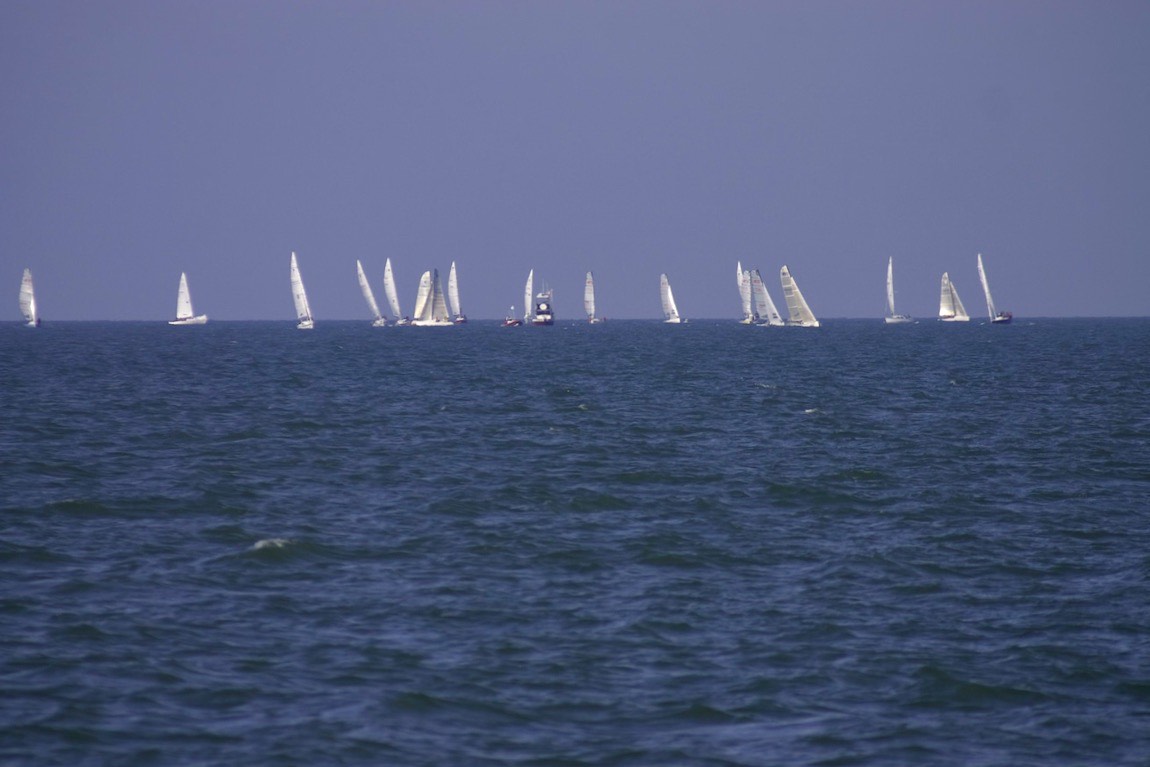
[169,315,208,326]
[884,315,914,325]
[297,318,315,330]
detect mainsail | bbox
[356,260,385,325]
[19,268,37,327]
[779,265,819,327]
[751,269,784,326]
[660,273,682,323]
[290,252,314,329]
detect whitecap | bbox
[252,538,292,551]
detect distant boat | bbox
[168,272,208,325]
[383,258,409,325]
[447,261,467,324]
[411,268,453,326]
[356,260,387,327]
[737,262,754,324]
[751,268,784,326]
[502,305,523,327]
[533,279,555,326]
[938,272,970,322]
[660,273,683,323]
[290,252,314,330]
[779,265,820,327]
[19,268,39,327]
[584,271,604,323]
[523,270,534,323]
[976,253,1013,324]
[884,257,913,324]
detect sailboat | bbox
[383,258,409,325]
[751,269,785,326]
[356,260,387,327]
[737,262,754,324]
[168,272,208,325]
[584,271,604,323]
[976,253,1013,324]
[411,268,453,326]
[523,270,534,323]
[884,257,913,324]
[290,252,314,329]
[938,272,970,322]
[660,273,683,323]
[19,268,39,327]
[779,265,820,327]
[447,261,467,323]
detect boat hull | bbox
[884,315,914,324]
[297,319,315,330]
[169,315,208,326]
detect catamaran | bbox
[169,272,208,325]
[584,271,604,323]
[779,265,820,327]
[938,272,969,322]
[737,262,754,324]
[884,257,913,324]
[751,269,784,326]
[976,253,1013,324]
[356,260,387,326]
[290,252,314,330]
[383,258,409,325]
[447,261,467,323]
[660,273,683,323]
[19,268,39,327]
[411,268,453,326]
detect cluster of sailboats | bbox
[885,253,1012,324]
[15,252,1011,327]
[733,263,820,327]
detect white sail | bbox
[584,271,601,322]
[383,258,405,323]
[169,272,208,325]
[412,268,452,326]
[884,257,912,324]
[412,270,432,322]
[19,268,37,327]
[660,273,682,323]
[524,269,534,322]
[356,260,386,326]
[751,269,784,326]
[779,265,819,327]
[290,252,314,329]
[938,272,969,322]
[737,263,753,323]
[447,261,466,322]
[976,251,1015,324]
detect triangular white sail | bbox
[447,261,466,322]
[976,253,1012,323]
[737,263,753,323]
[660,273,682,323]
[884,257,912,324]
[524,269,534,322]
[938,272,969,322]
[290,252,314,329]
[356,260,386,326]
[751,269,784,326]
[412,268,453,326]
[19,268,38,327]
[779,265,819,327]
[584,271,602,323]
[383,258,406,324]
[169,272,208,325]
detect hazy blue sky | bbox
[3,1,1148,320]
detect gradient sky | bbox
[3,1,1148,320]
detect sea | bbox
[2,318,1148,766]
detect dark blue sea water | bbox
[2,319,1148,766]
